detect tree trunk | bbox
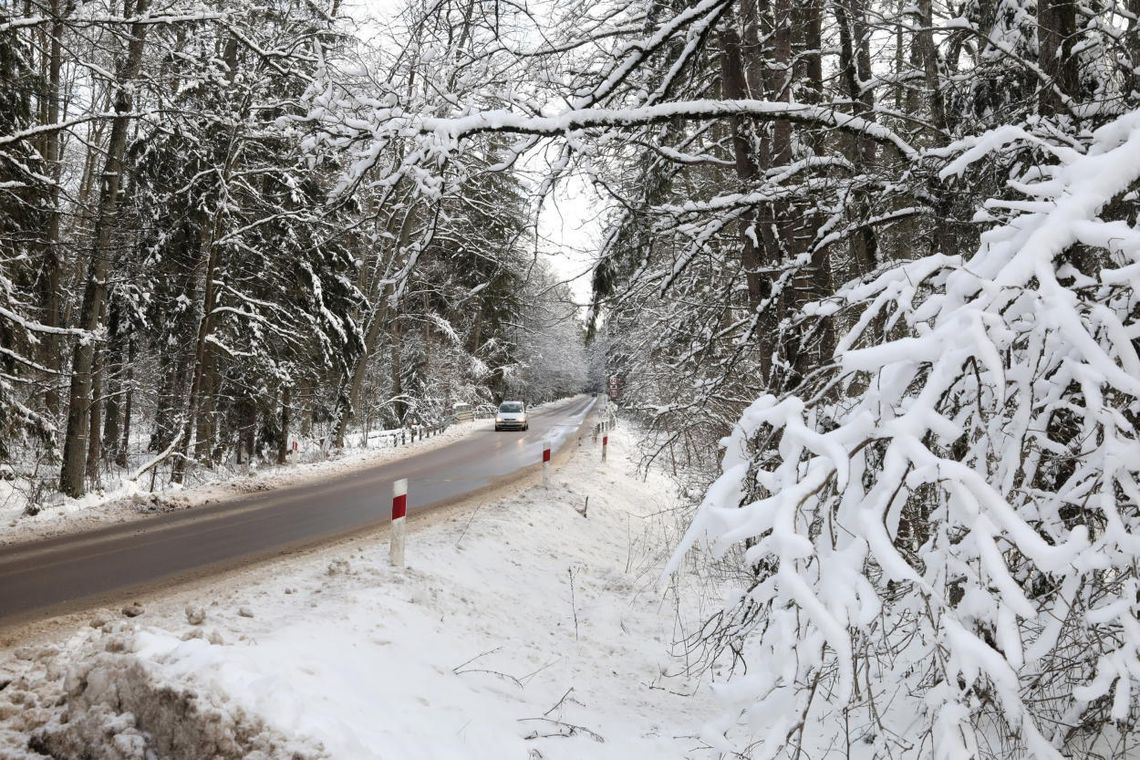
[795,0,823,106]
[1129,0,1140,98]
[39,0,67,418]
[915,0,948,133]
[170,219,221,483]
[277,385,291,465]
[836,0,879,277]
[391,319,405,424]
[86,344,103,482]
[148,223,202,452]
[334,295,389,447]
[762,0,792,166]
[467,301,484,356]
[299,376,315,437]
[334,195,417,447]
[720,6,780,380]
[116,335,134,468]
[102,299,123,465]
[242,397,257,465]
[59,0,150,497]
[171,33,245,483]
[1037,0,1078,115]
[150,350,189,451]
[719,27,763,308]
[194,344,219,465]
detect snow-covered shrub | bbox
[673,111,1140,758]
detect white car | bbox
[494,401,528,431]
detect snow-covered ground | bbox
[0,420,725,759]
[0,405,535,546]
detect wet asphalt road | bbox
[0,396,596,625]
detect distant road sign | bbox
[607,375,622,400]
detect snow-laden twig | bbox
[129,433,184,484]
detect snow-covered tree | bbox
[504,273,589,404]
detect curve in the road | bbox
[0,396,597,625]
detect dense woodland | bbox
[4,0,1140,756]
[0,0,589,503]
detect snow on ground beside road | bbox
[0,418,725,759]
[0,396,586,545]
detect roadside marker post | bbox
[602,434,608,462]
[390,478,408,567]
[543,444,551,488]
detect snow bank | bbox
[0,623,321,760]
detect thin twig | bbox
[519,717,605,743]
[543,687,575,716]
[567,567,580,641]
[452,646,502,672]
[455,499,485,548]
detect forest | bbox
[0,0,591,503]
[3,0,1140,756]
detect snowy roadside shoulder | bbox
[0,419,723,760]
[0,416,492,547]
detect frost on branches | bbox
[673,111,1140,758]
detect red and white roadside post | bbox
[543,444,551,488]
[390,478,408,567]
[602,432,609,462]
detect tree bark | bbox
[102,299,123,465]
[86,343,103,482]
[1037,0,1078,115]
[719,27,764,308]
[193,344,219,465]
[242,396,256,465]
[59,0,150,497]
[391,319,405,424]
[116,335,134,468]
[299,376,315,437]
[334,294,389,447]
[39,0,69,418]
[277,385,291,465]
[915,0,948,133]
[836,0,879,276]
[171,216,222,483]
[721,5,776,379]
[1129,0,1140,98]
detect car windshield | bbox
[499,402,524,413]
